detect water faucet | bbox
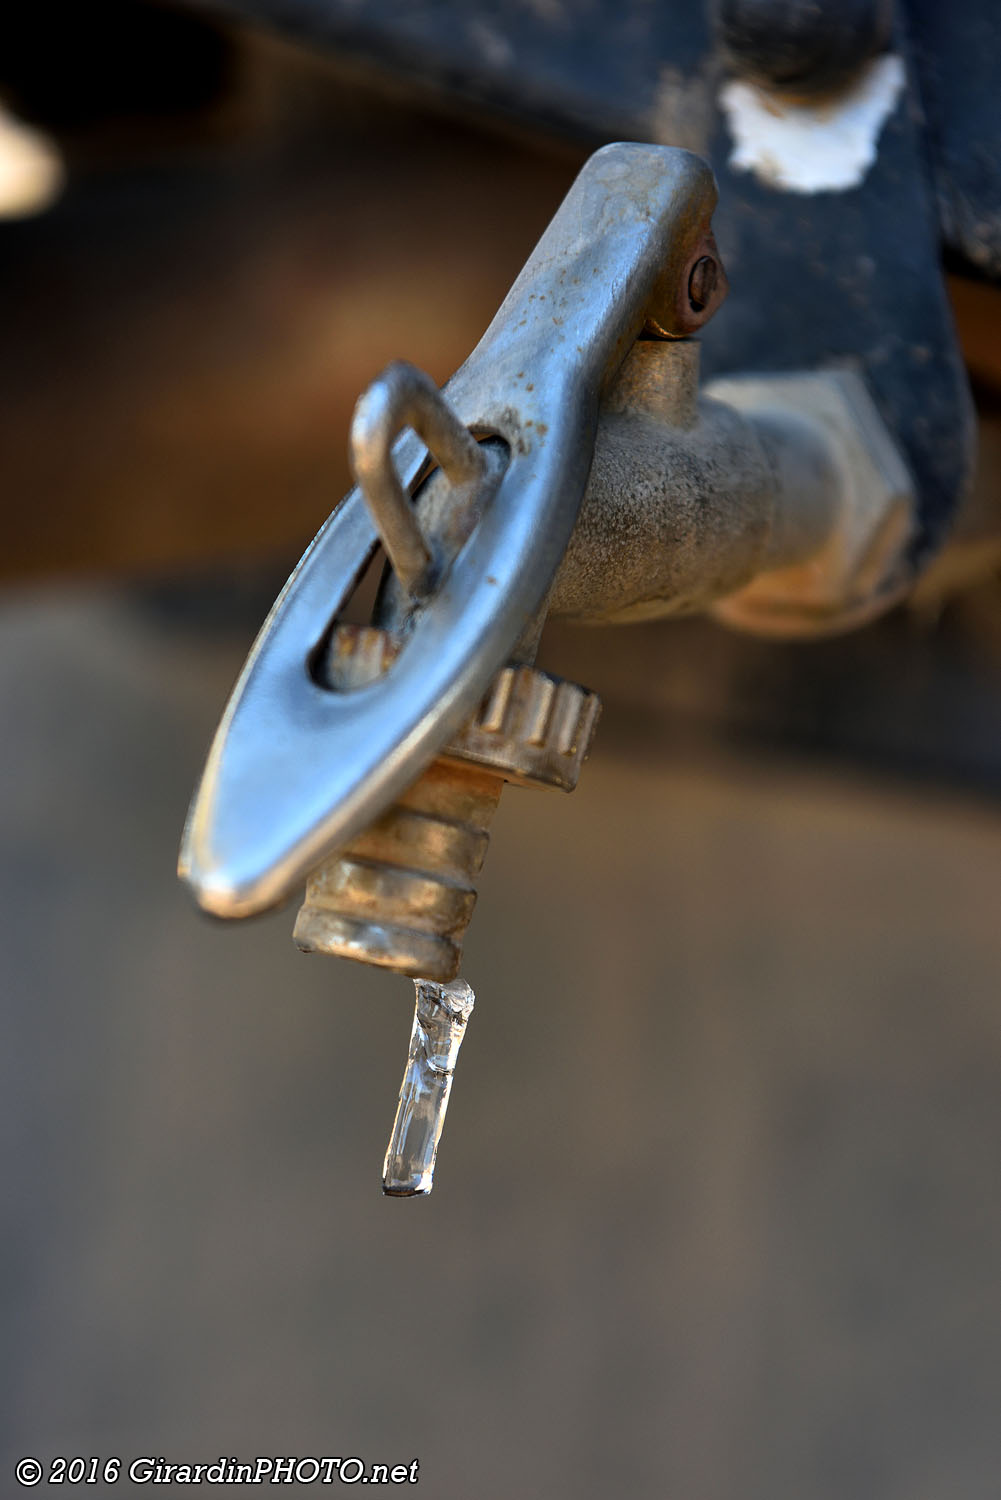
[179,142,914,1191]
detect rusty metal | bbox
[294,757,502,983]
[650,230,729,339]
[295,623,600,980]
[687,254,719,312]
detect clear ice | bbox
[382,977,475,1196]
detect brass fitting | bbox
[294,626,600,981]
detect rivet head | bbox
[688,256,719,312]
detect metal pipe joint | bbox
[550,338,914,634]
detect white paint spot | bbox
[0,104,64,219]
[719,53,905,194]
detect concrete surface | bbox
[3,583,1001,1498]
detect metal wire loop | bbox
[349,361,487,598]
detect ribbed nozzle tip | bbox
[293,762,503,981]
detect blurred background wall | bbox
[2,7,1001,1497]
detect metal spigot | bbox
[179,143,726,925]
[180,141,915,1194]
[288,359,602,984]
[294,620,599,982]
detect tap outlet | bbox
[294,625,600,980]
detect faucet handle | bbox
[179,143,721,922]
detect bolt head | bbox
[688,256,719,311]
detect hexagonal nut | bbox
[706,369,915,636]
